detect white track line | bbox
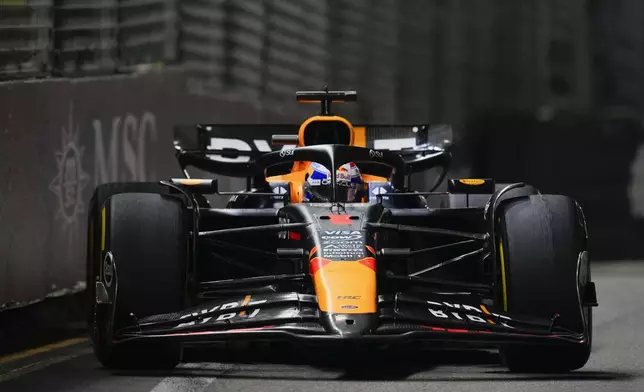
[149,362,237,392]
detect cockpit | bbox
[171,88,450,209]
[262,90,394,203]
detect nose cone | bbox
[321,312,377,336]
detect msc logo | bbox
[93,112,158,185]
[49,102,90,225]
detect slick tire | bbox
[86,182,169,324]
[497,194,592,373]
[494,183,538,202]
[87,188,188,369]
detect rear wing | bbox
[172,123,452,179]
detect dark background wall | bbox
[1,0,644,310]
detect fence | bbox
[0,0,177,79]
[0,0,448,123]
[2,1,594,121]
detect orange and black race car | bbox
[86,90,598,373]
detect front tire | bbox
[87,188,188,369]
[497,194,592,373]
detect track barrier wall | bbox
[0,69,270,310]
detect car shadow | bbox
[109,344,635,383]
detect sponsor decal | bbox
[338,296,361,310]
[308,178,332,186]
[192,125,438,164]
[322,241,363,248]
[321,235,362,240]
[176,309,261,329]
[320,230,365,260]
[374,137,416,150]
[205,136,295,163]
[94,111,158,185]
[103,252,114,288]
[426,300,514,328]
[49,103,91,260]
[337,170,351,181]
[175,296,267,329]
[278,216,290,239]
[270,184,289,207]
[369,184,392,201]
[372,186,388,195]
[279,149,295,158]
[321,238,362,243]
[458,179,485,186]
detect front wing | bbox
[112,292,588,348]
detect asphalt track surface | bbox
[0,261,643,392]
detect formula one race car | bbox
[86,90,597,373]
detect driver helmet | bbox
[303,162,366,202]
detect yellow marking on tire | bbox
[499,240,508,311]
[101,206,106,251]
[0,337,87,365]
